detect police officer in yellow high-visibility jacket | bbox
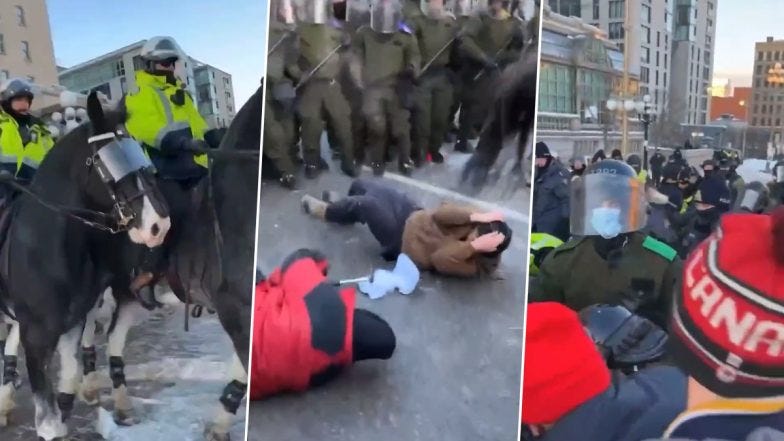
[0,78,55,184]
[123,36,209,183]
[122,36,209,309]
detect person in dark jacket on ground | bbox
[532,142,570,241]
[643,208,784,440]
[250,249,395,400]
[520,302,687,441]
[301,178,512,278]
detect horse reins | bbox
[0,173,128,234]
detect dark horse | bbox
[461,44,538,190]
[157,82,261,441]
[76,84,262,440]
[0,92,171,440]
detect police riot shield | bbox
[347,0,372,27]
[420,0,450,17]
[271,0,296,24]
[370,0,403,34]
[296,0,331,23]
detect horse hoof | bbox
[113,407,139,426]
[204,425,230,441]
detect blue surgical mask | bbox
[591,207,623,239]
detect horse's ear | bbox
[87,91,107,134]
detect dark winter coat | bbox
[534,366,687,441]
[532,161,570,239]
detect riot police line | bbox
[264,0,537,189]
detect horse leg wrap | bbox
[57,392,75,421]
[218,380,246,415]
[2,356,17,387]
[82,346,97,376]
[109,356,126,389]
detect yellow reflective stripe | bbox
[21,156,39,169]
[0,154,17,164]
[150,87,193,148]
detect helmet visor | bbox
[371,0,401,33]
[570,173,648,237]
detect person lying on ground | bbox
[301,178,513,278]
[520,302,686,441]
[249,248,395,400]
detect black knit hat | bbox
[535,142,551,158]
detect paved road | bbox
[0,305,246,441]
[248,142,529,441]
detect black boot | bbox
[399,160,414,176]
[279,173,297,189]
[130,272,162,311]
[454,139,474,153]
[371,162,385,177]
[340,159,359,178]
[430,150,445,163]
[305,164,320,179]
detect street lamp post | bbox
[607,95,650,163]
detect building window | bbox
[21,41,30,61]
[114,60,125,77]
[768,52,773,61]
[642,26,650,44]
[609,1,624,19]
[641,4,651,23]
[609,22,624,40]
[211,71,215,79]
[642,47,650,64]
[0,34,4,55]
[15,6,25,26]
[664,53,668,69]
[539,63,576,114]
[655,70,659,86]
[592,0,599,19]
[0,70,8,81]
[759,51,764,61]
[752,117,757,125]
[640,67,650,83]
[656,51,660,67]
[120,76,127,94]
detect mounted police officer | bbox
[0,78,55,183]
[123,36,210,308]
[529,160,682,329]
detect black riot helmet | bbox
[0,78,34,107]
[579,304,669,373]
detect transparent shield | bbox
[453,0,473,16]
[570,173,648,237]
[737,187,765,213]
[420,0,447,17]
[297,0,331,23]
[347,0,372,26]
[96,139,153,183]
[273,0,296,24]
[371,0,402,33]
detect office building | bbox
[749,36,784,144]
[0,0,59,110]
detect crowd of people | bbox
[263,0,537,188]
[525,138,784,440]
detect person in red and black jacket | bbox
[250,249,396,400]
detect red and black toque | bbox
[670,207,784,397]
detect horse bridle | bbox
[85,130,163,232]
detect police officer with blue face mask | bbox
[529,160,683,329]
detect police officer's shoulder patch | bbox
[643,236,678,262]
[550,235,584,257]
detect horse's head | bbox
[82,91,170,247]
